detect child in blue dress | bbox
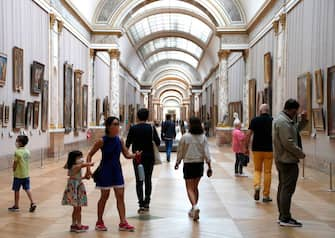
[85,116,141,232]
[62,150,94,233]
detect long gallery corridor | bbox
[0,139,334,238]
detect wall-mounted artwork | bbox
[297,72,312,135]
[41,80,48,132]
[119,104,124,122]
[31,61,44,95]
[312,108,325,131]
[264,52,272,85]
[0,53,7,87]
[13,99,25,129]
[248,79,257,122]
[327,66,335,137]
[3,105,9,127]
[25,102,33,128]
[74,70,83,131]
[0,103,3,126]
[228,101,242,126]
[64,63,73,133]
[33,101,40,129]
[82,85,88,129]
[314,69,323,105]
[96,98,101,126]
[103,96,109,120]
[256,91,265,116]
[13,47,23,92]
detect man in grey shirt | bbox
[273,99,307,227]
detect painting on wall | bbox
[74,70,83,131]
[327,66,335,137]
[64,63,73,133]
[3,105,9,127]
[119,104,124,122]
[103,96,109,120]
[0,103,3,126]
[314,69,323,105]
[228,101,242,126]
[41,80,48,132]
[264,52,272,85]
[33,101,40,129]
[297,72,312,135]
[0,53,7,87]
[256,91,265,115]
[248,79,257,122]
[13,47,23,92]
[96,98,101,126]
[312,108,325,131]
[82,85,88,129]
[31,61,44,95]
[25,102,33,128]
[13,99,25,129]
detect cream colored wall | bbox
[228,52,245,103]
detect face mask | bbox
[76,158,84,164]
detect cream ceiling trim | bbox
[143,48,200,62]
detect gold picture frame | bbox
[74,70,83,131]
[82,85,88,129]
[327,65,335,137]
[297,72,312,135]
[25,102,33,129]
[14,99,25,129]
[0,53,7,87]
[0,103,3,126]
[314,69,323,105]
[31,61,44,95]
[264,52,272,85]
[248,79,257,123]
[41,80,48,132]
[33,101,40,129]
[13,47,23,92]
[312,108,325,131]
[3,105,9,128]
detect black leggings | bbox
[235,153,243,174]
[133,159,154,207]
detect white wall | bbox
[0,0,49,158]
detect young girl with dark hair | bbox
[175,117,212,221]
[85,116,141,232]
[62,150,94,233]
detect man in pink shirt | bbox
[232,121,247,176]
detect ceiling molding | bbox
[143,48,200,63]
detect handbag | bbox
[152,126,162,165]
[240,154,250,167]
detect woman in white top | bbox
[175,117,212,221]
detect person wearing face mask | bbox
[62,150,94,233]
[85,116,141,232]
[8,135,37,213]
[273,99,308,227]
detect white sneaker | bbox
[192,206,200,221]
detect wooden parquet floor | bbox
[0,138,334,238]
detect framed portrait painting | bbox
[74,70,83,131]
[3,105,9,127]
[256,91,265,116]
[13,47,23,92]
[82,85,88,129]
[248,79,257,123]
[31,61,44,95]
[33,101,40,129]
[312,108,325,131]
[297,72,312,135]
[41,80,48,132]
[327,66,335,137]
[0,103,3,126]
[25,102,33,128]
[103,96,109,120]
[64,63,73,133]
[264,52,272,85]
[13,99,25,129]
[314,69,323,105]
[0,53,7,87]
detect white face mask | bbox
[76,158,84,164]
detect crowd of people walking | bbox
[6,98,308,233]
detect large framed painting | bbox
[64,63,73,133]
[96,98,101,126]
[82,85,88,129]
[327,66,335,137]
[3,105,9,127]
[264,52,272,85]
[314,69,323,105]
[13,47,23,92]
[25,102,33,128]
[103,96,109,120]
[31,61,44,95]
[41,80,48,132]
[0,53,7,87]
[74,70,83,131]
[0,103,3,126]
[297,72,312,135]
[228,101,242,126]
[248,79,257,123]
[13,99,25,129]
[312,108,325,131]
[33,101,40,129]
[256,91,265,116]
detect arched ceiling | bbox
[67,0,270,84]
